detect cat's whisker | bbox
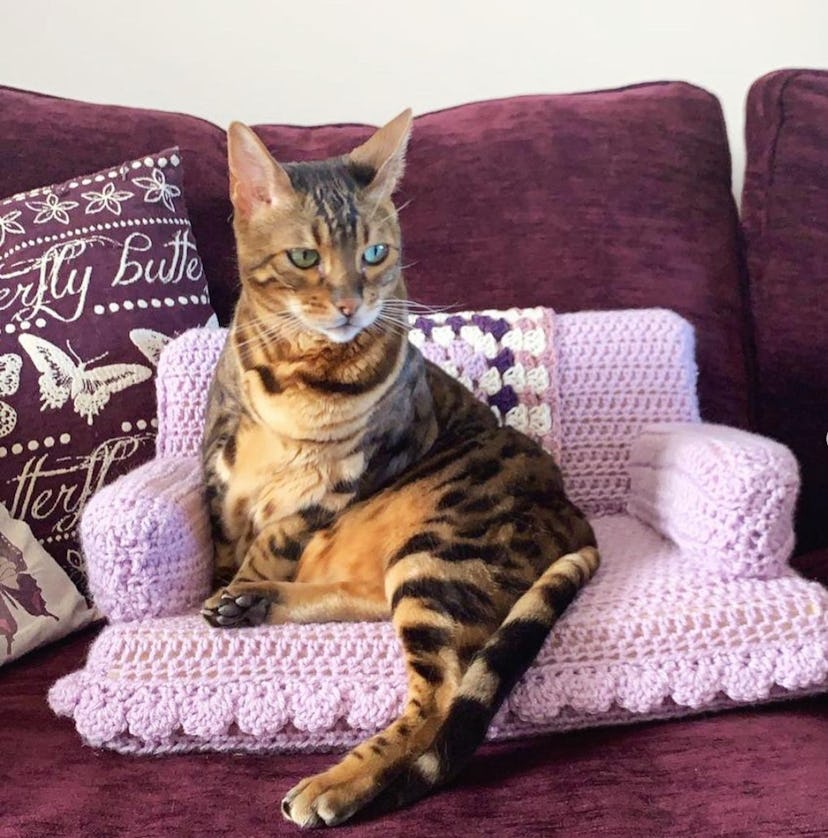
[376,310,413,326]
[376,312,411,331]
[381,301,460,320]
[376,322,409,337]
[384,298,459,313]
[232,321,302,350]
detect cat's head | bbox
[227,110,412,344]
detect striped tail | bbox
[367,545,600,816]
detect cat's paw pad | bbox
[281,775,362,828]
[201,590,270,628]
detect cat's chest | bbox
[242,367,376,441]
[226,419,365,525]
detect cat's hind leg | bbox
[281,614,470,827]
[280,532,499,827]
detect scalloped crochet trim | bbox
[48,644,827,755]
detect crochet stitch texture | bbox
[49,307,828,754]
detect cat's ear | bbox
[348,108,413,201]
[227,122,295,218]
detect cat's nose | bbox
[335,299,360,318]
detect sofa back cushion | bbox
[741,69,828,553]
[1,82,749,430]
[0,84,235,323]
[254,83,748,428]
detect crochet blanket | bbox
[48,307,828,755]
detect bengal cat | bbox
[201,110,599,827]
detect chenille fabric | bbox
[0,82,751,428]
[741,69,828,554]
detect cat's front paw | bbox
[201,589,271,627]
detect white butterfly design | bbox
[18,334,152,426]
[0,353,22,438]
[129,328,172,367]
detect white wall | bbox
[1,1,826,198]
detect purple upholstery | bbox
[0,83,751,428]
[741,69,828,554]
[5,623,827,837]
[254,85,751,428]
[2,77,826,836]
[0,85,235,323]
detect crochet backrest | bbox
[155,308,699,516]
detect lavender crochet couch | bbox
[4,71,828,837]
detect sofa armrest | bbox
[80,456,212,621]
[627,423,799,579]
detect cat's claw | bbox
[201,591,270,627]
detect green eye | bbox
[287,248,320,269]
[363,244,389,266]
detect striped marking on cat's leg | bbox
[202,504,338,618]
[202,529,297,616]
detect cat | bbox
[200,110,599,827]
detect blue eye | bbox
[363,244,389,266]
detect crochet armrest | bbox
[627,423,799,579]
[80,456,213,621]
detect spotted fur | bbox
[201,111,599,827]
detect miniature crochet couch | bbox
[49,307,827,754]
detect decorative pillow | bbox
[0,148,215,599]
[0,503,96,665]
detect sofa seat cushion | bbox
[49,515,827,755]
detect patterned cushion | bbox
[0,503,96,665]
[408,308,561,460]
[0,148,214,598]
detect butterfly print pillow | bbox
[0,148,215,600]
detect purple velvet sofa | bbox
[2,71,826,836]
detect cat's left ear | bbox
[227,121,295,219]
[348,108,413,202]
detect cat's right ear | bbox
[227,122,295,218]
[348,109,413,202]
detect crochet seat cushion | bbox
[48,307,828,754]
[48,514,827,754]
